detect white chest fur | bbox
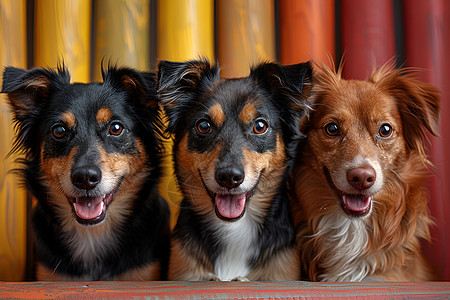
[213,215,259,281]
[315,213,374,282]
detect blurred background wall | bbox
[0,0,448,281]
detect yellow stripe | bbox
[217,0,276,77]
[157,0,214,61]
[93,0,151,81]
[34,0,92,82]
[0,0,27,281]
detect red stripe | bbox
[403,0,450,281]
[340,0,396,79]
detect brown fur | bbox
[96,107,113,124]
[209,103,226,126]
[168,238,215,281]
[291,62,440,282]
[62,111,76,128]
[174,135,223,215]
[239,102,258,124]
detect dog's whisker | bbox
[388,169,401,180]
[52,259,62,275]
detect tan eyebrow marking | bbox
[209,103,225,126]
[239,102,257,124]
[62,111,76,128]
[96,107,113,125]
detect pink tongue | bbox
[215,193,246,219]
[343,195,371,212]
[73,197,104,220]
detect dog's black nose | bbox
[215,166,245,189]
[347,166,376,191]
[71,166,102,190]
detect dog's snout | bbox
[71,166,102,190]
[215,166,245,189]
[347,166,376,191]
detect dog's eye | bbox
[52,125,66,139]
[196,120,211,134]
[324,123,340,136]
[109,122,123,136]
[379,124,393,138]
[253,120,268,134]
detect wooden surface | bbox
[0,281,449,299]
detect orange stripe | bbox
[279,0,335,65]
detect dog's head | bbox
[300,63,440,218]
[2,64,162,226]
[158,59,311,221]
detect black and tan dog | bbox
[158,59,312,281]
[2,64,170,281]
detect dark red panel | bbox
[403,0,450,281]
[340,0,396,79]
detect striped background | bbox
[0,0,449,282]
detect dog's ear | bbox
[103,66,158,109]
[157,59,220,133]
[250,61,313,124]
[373,69,441,153]
[250,61,312,107]
[2,66,70,120]
[2,65,70,156]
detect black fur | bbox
[2,64,170,280]
[158,59,312,280]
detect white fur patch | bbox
[314,212,375,282]
[211,213,259,281]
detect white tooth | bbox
[98,201,104,216]
[88,202,91,207]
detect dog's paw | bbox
[206,273,221,281]
[231,276,250,281]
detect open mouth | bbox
[340,194,372,217]
[323,167,372,218]
[213,190,254,221]
[200,171,257,222]
[69,193,114,225]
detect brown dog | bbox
[291,63,440,282]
